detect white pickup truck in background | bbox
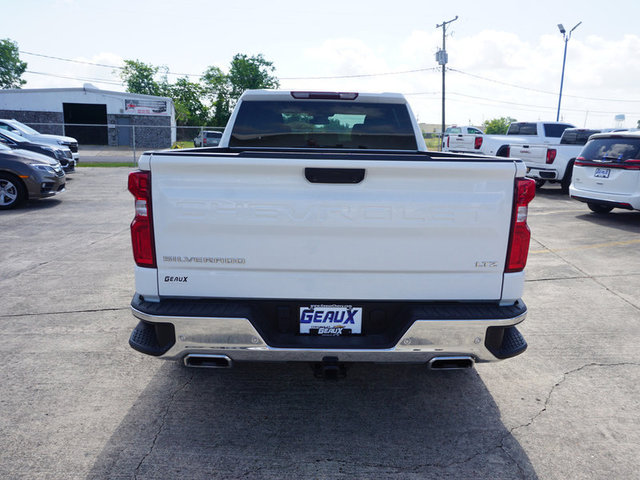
[508,128,602,192]
[443,121,575,157]
[127,90,535,376]
[442,125,484,152]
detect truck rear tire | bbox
[560,161,574,193]
[588,203,613,214]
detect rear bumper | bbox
[526,165,558,180]
[569,187,640,210]
[129,295,528,364]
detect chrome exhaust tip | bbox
[429,356,474,370]
[183,354,233,368]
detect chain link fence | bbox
[11,122,225,162]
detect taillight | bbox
[505,146,511,157]
[203,137,207,145]
[447,136,450,147]
[128,170,156,268]
[574,157,640,170]
[505,178,536,273]
[546,149,557,164]
[474,136,483,149]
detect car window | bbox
[447,127,461,134]
[468,128,482,134]
[230,100,418,150]
[581,138,640,161]
[0,129,25,143]
[205,132,222,138]
[507,123,537,135]
[8,120,39,135]
[544,123,573,138]
[560,129,600,145]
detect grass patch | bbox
[78,162,137,167]
[425,137,442,151]
[171,141,195,149]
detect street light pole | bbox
[556,21,582,121]
[436,16,458,149]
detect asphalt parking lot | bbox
[1,167,639,480]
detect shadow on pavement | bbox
[575,210,640,233]
[87,362,538,480]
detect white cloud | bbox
[290,30,640,128]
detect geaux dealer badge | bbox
[299,305,363,336]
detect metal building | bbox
[0,84,176,148]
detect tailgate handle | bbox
[305,168,365,184]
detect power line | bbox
[408,90,640,115]
[447,67,640,103]
[24,70,124,86]
[20,50,205,78]
[20,49,441,81]
[280,67,440,80]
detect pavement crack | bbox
[509,362,640,435]
[134,372,194,479]
[497,362,640,479]
[0,307,129,319]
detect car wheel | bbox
[560,161,574,193]
[587,203,613,214]
[0,173,26,210]
[535,179,546,188]
[193,141,198,147]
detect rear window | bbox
[205,131,222,139]
[229,100,418,150]
[581,137,640,161]
[446,127,461,134]
[507,123,538,135]
[560,129,600,145]
[543,123,573,138]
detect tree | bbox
[119,60,167,96]
[482,117,517,135]
[203,54,279,126]
[0,39,27,89]
[168,77,210,126]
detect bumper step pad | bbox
[485,325,527,359]
[129,320,175,356]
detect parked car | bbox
[508,127,603,192]
[442,125,484,151]
[0,119,79,163]
[193,130,222,147]
[0,143,65,210]
[0,129,75,172]
[570,131,640,213]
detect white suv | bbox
[0,119,79,163]
[570,131,640,213]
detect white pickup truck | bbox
[442,125,484,152]
[507,128,602,192]
[127,90,534,375]
[444,121,575,157]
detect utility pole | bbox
[556,21,581,121]
[436,16,458,150]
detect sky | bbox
[4,0,640,129]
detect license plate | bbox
[299,305,362,336]
[594,168,611,178]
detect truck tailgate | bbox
[149,152,516,301]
